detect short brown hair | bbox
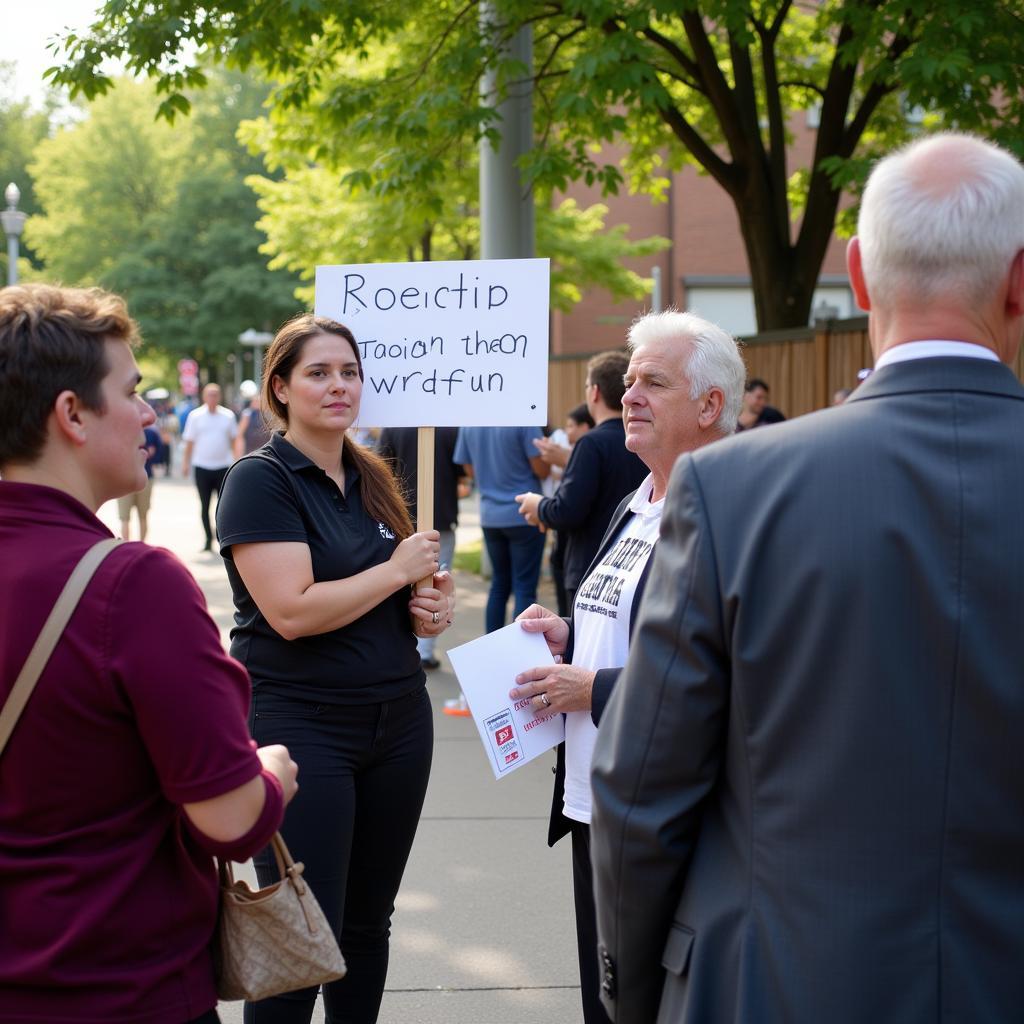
[0,283,139,467]
[586,350,630,412]
[263,313,413,541]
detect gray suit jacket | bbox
[591,357,1024,1024]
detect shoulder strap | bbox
[0,537,121,758]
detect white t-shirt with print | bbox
[562,475,664,823]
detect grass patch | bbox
[453,539,482,576]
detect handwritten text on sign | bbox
[314,258,549,427]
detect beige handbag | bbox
[215,832,347,1001]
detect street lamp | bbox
[2,183,27,287]
[238,328,274,384]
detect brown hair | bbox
[0,283,139,467]
[567,402,595,428]
[263,313,413,541]
[586,349,630,411]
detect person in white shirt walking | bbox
[181,383,237,552]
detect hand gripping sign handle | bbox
[416,426,436,593]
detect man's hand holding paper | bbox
[514,602,569,658]
[446,620,565,779]
[510,662,597,716]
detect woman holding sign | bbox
[216,313,454,1024]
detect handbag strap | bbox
[219,833,305,893]
[0,537,121,758]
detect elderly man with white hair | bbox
[508,309,745,1024]
[591,132,1024,1024]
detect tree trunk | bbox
[731,168,844,331]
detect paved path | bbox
[99,476,581,1024]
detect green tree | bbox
[0,62,57,279]
[26,73,299,366]
[104,71,301,365]
[50,1,1024,329]
[241,72,666,311]
[26,80,188,284]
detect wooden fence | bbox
[546,317,1024,426]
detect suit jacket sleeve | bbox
[590,455,730,1024]
[537,434,602,530]
[591,668,621,725]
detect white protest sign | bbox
[447,623,564,780]
[314,258,549,427]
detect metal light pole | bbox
[479,6,534,260]
[2,183,27,287]
[651,265,663,313]
[239,328,274,385]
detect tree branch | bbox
[641,25,702,82]
[534,24,586,84]
[728,29,763,147]
[651,65,706,94]
[398,0,479,91]
[600,15,720,178]
[752,13,791,244]
[769,0,794,38]
[778,78,827,100]
[807,14,859,173]
[795,4,919,284]
[658,103,736,193]
[843,26,917,150]
[679,9,747,160]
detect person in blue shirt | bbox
[454,426,549,634]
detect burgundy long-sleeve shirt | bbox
[0,482,274,1024]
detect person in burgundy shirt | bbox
[0,283,298,1024]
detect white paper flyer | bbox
[447,623,565,779]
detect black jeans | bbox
[570,821,613,1024]
[246,687,433,1024]
[194,465,227,545]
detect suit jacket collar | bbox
[849,356,1024,404]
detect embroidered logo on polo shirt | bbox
[378,522,395,540]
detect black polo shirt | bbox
[216,432,424,704]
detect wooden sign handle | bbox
[415,425,436,593]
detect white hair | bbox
[858,132,1024,307]
[627,309,746,436]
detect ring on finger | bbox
[431,610,440,624]
[540,693,551,708]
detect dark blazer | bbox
[591,357,1024,1024]
[547,487,656,847]
[538,418,647,589]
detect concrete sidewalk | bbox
[99,476,581,1024]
